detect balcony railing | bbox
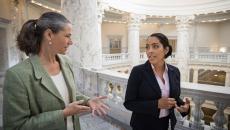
[102,52,230,66]
[79,68,230,130]
[190,52,230,64]
[102,53,129,65]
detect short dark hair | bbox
[148,33,172,58]
[17,12,70,56]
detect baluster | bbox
[174,109,184,125]
[99,79,107,96]
[114,85,123,104]
[191,98,205,130]
[227,53,230,63]
[212,102,227,130]
[107,82,114,100]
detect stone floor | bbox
[80,114,123,130]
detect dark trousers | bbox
[132,116,169,130]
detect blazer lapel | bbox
[144,61,161,97]
[30,55,64,102]
[57,55,75,102]
[167,64,176,97]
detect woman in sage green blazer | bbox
[3,12,109,130]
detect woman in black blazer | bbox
[124,33,190,130]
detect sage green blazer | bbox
[3,54,89,130]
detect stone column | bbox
[193,67,199,83]
[8,0,27,67]
[175,15,194,82]
[62,0,105,70]
[97,0,109,54]
[225,71,230,87]
[127,14,145,67]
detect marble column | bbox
[193,68,199,83]
[62,0,104,70]
[8,0,27,67]
[225,71,230,87]
[175,15,194,82]
[127,14,145,67]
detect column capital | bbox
[128,13,146,30]
[97,0,109,23]
[176,15,195,24]
[176,15,194,31]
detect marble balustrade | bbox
[79,68,230,130]
[102,52,230,65]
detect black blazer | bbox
[124,61,188,130]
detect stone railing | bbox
[176,82,230,130]
[102,52,230,67]
[79,68,131,128]
[139,52,147,60]
[79,68,230,130]
[102,53,129,66]
[190,52,230,64]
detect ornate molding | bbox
[176,15,195,31]
[127,13,146,30]
[106,0,230,16]
[176,15,195,24]
[195,12,230,22]
[97,0,110,23]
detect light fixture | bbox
[219,47,226,53]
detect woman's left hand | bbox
[87,96,110,116]
[176,98,190,113]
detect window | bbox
[108,35,122,53]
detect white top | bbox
[51,71,74,130]
[151,64,170,118]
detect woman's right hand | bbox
[158,97,176,109]
[63,100,91,117]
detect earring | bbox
[49,41,52,45]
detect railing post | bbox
[191,97,205,130]
[225,71,230,87]
[98,78,107,96]
[213,102,227,130]
[227,53,230,63]
[193,67,199,83]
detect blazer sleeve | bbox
[175,68,190,117]
[3,69,65,130]
[123,66,159,116]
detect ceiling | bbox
[123,0,224,6]
[31,0,230,23]
[106,0,230,16]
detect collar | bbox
[151,62,168,73]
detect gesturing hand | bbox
[63,100,91,117]
[176,98,190,113]
[158,97,177,109]
[87,96,110,116]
